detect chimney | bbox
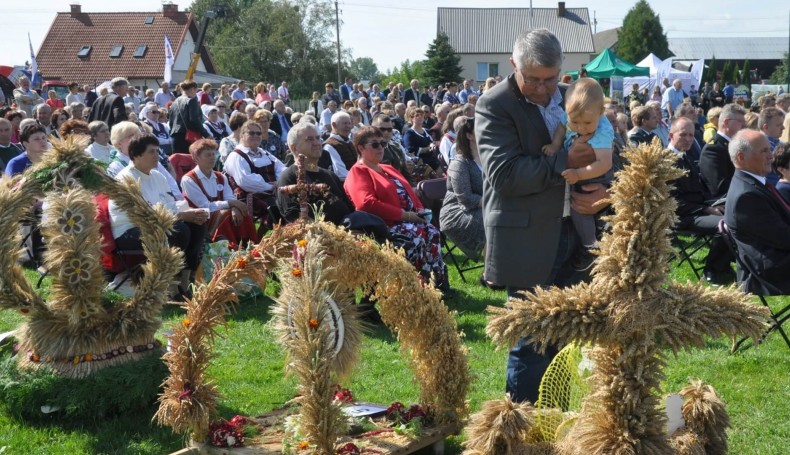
[162,2,178,18]
[70,4,81,17]
[558,2,566,17]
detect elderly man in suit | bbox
[699,103,747,199]
[88,77,129,130]
[269,99,292,142]
[476,28,602,404]
[668,117,734,285]
[403,79,422,107]
[724,129,790,294]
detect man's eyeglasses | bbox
[246,131,263,136]
[364,141,387,149]
[519,69,560,89]
[377,127,393,132]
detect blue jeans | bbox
[505,218,586,404]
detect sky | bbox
[3,0,789,75]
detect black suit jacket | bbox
[403,88,419,104]
[628,128,656,146]
[724,170,790,294]
[670,149,709,219]
[168,95,205,136]
[699,133,733,199]
[269,112,293,138]
[88,92,128,129]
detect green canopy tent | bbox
[566,48,649,79]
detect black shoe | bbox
[478,274,505,291]
[702,270,734,286]
[572,248,597,272]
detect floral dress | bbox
[387,176,446,286]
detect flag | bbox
[164,34,175,84]
[28,33,39,86]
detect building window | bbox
[109,45,124,58]
[134,45,148,58]
[77,46,92,58]
[476,63,499,81]
[145,16,154,25]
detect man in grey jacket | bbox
[476,29,606,404]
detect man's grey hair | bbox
[728,130,754,164]
[718,103,747,128]
[645,100,661,110]
[111,77,129,89]
[287,121,317,149]
[331,111,351,126]
[512,29,563,70]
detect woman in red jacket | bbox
[344,126,446,289]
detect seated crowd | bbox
[1,75,497,305]
[3,72,790,303]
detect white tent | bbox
[623,54,704,101]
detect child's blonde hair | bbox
[565,78,605,117]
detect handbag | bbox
[185,130,203,144]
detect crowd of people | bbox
[0,71,504,305]
[2,29,789,404]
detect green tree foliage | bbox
[381,60,428,87]
[741,59,751,87]
[721,61,732,84]
[617,0,671,64]
[348,57,380,82]
[770,53,789,85]
[707,55,717,83]
[189,0,341,98]
[423,33,463,86]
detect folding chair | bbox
[416,178,483,283]
[670,229,713,280]
[718,220,790,352]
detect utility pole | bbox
[335,1,342,89]
[594,11,598,34]
[528,1,532,30]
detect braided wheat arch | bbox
[156,220,470,452]
[0,136,183,378]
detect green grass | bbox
[1,249,788,454]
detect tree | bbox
[423,33,462,86]
[721,61,732,84]
[707,55,717,83]
[381,60,427,87]
[741,59,751,88]
[617,0,671,64]
[770,52,789,85]
[188,0,341,98]
[348,57,380,82]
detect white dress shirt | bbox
[106,150,183,200]
[223,145,285,193]
[181,167,234,212]
[322,134,352,181]
[109,166,176,239]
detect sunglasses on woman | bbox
[364,141,387,149]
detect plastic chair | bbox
[718,220,790,352]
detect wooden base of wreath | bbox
[170,405,458,455]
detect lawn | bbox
[0,247,788,455]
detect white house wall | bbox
[174,33,208,73]
[459,53,591,83]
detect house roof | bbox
[36,9,217,85]
[437,7,594,54]
[593,27,620,54]
[667,37,788,60]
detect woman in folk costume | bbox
[181,139,258,247]
[140,102,174,156]
[202,104,230,142]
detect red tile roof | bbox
[37,9,217,85]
